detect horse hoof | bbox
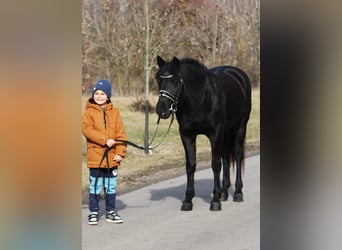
[181,202,193,211]
[210,202,222,211]
[233,193,244,202]
[220,192,228,201]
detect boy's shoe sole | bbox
[106,211,123,223]
[88,221,98,225]
[105,218,123,224]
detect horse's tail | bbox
[228,116,249,174]
[229,142,246,173]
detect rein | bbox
[114,113,175,151]
[102,76,184,152]
[93,113,176,196]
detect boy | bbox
[82,80,127,225]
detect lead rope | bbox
[93,146,110,198]
[148,112,175,150]
[94,115,174,201]
[95,103,176,197]
[94,110,174,199]
[102,110,112,200]
[115,112,175,151]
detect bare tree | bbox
[82,0,260,95]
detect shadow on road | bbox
[148,178,235,204]
[85,179,237,215]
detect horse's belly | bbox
[178,119,211,134]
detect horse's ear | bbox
[157,56,165,67]
[172,56,180,67]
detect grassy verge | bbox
[82,88,259,198]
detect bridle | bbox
[159,90,178,113]
[158,74,184,114]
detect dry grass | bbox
[82,88,259,198]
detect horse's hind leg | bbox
[209,129,225,211]
[221,131,234,201]
[210,152,222,211]
[233,121,248,202]
[220,152,231,201]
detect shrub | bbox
[129,97,156,113]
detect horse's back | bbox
[210,66,251,116]
[210,66,251,104]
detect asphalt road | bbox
[82,154,260,250]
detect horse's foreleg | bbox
[180,134,196,211]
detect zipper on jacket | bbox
[103,110,107,129]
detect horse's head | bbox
[155,56,182,119]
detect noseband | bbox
[158,77,184,113]
[159,90,178,112]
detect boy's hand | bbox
[113,155,123,162]
[106,139,115,147]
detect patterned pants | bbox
[88,167,118,212]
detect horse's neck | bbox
[180,76,211,110]
[182,68,208,91]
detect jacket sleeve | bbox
[113,110,128,157]
[82,110,108,146]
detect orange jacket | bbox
[82,99,127,168]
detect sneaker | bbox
[88,212,98,225]
[106,211,123,224]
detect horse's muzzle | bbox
[156,101,172,119]
[159,111,171,119]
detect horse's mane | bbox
[180,58,208,71]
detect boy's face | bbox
[93,90,108,106]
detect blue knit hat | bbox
[92,80,112,99]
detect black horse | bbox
[155,56,251,211]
